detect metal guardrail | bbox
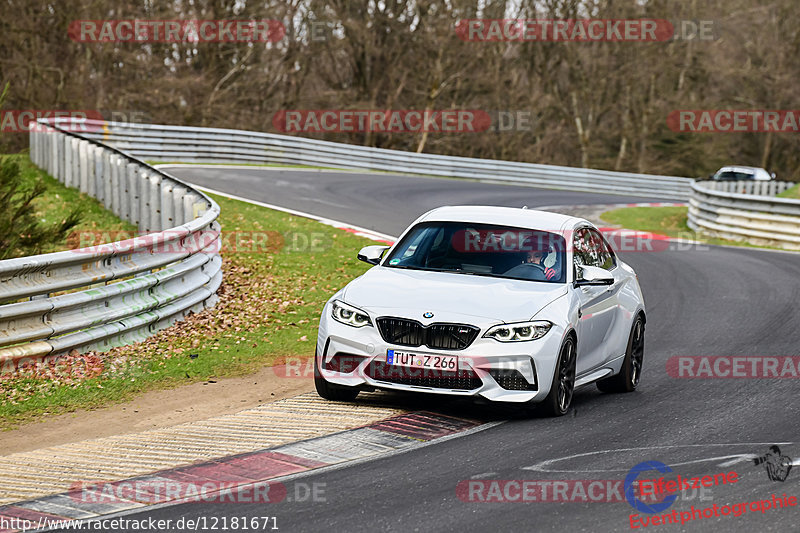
[0,120,222,370]
[80,120,694,200]
[688,181,800,250]
[699,180,796,196]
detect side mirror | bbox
[357,245,389,265]
[770,172,777,180]
[575,265,614,286]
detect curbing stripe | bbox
[15,499,97,520]
[369,411,479,440]
[270,427,419,465]
[0,506,65,532]
[0,392,405,505]
[6,410,485,532]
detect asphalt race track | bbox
[99,167,800,533]
[164,167,664,236]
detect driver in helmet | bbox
[523,236,558,281]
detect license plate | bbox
[386,349,458,371]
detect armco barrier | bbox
[80,120,694,200]
[688,181,800,250]
[0,120,222,371]
[699,180,796,196]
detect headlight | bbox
[331,300,373,328]
[483,321,552,342]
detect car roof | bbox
[717,166,763,173]
[418,205,588,232]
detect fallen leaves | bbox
[0,194,373,418]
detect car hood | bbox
[342,266,567,323]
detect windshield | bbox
[383,221,566,283]
[715,170,755,181]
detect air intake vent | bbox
[366,360,482,390]
[488,368,537,391]
[376,318,479,351]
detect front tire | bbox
[597,315,644,393]
[540,336,576,417]
[314,349,360,402]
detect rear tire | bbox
[314,349,360,401]
[597,315,644,393]
[540,336,577,417]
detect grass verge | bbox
[0,190,377,429]
[3,154,136,256]
[601,206,692,238]
[777,183,800,199]
[600,206,787,250]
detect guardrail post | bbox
[51,131,57,177]
[60,133,68,183]
[102,150,112,210]
[67,137,74,186]
[110,154,121,217]
[92,145,102,199]
[72,138,80,188]
[127,163,140,227]
[172,185,188,226]
[138,170,151,234]
[161,182,175,230]
[78,140,89,193]
[53,132,62,179]
[29,128,37,166]
[49,129,57,176]
[148,173,163,232]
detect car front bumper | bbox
[316,311,565,404]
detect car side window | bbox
[573,227,615,279]
[587,229,616,270]
[573,228,599,276]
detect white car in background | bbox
[711,166,775,181]
[314,206,646,416]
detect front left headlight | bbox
[331,300,373,328]
[483,321,552,342]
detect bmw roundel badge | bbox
[423,312,434,319]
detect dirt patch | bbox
[0,365,313,455]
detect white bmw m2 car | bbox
[314,206,646,416]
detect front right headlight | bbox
[331,300,373,328]
[483,321,552,342]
